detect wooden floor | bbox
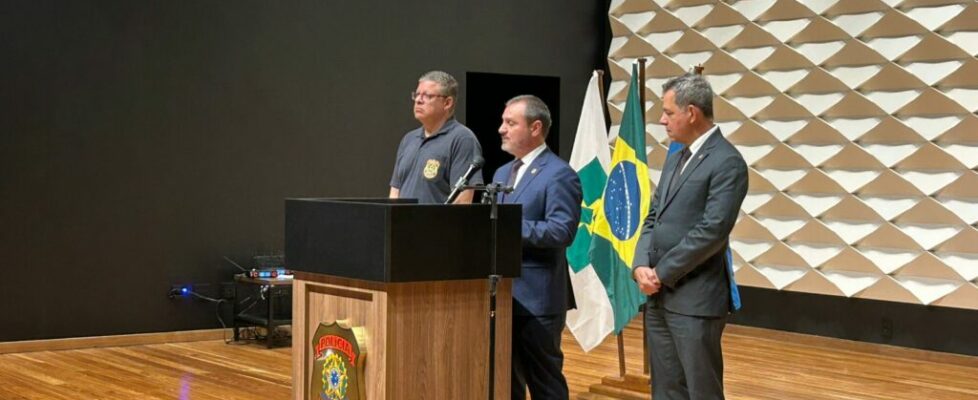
[2,318,977,399]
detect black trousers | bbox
[511,313,568,400]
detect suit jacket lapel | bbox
[508,149,550,203]
[660,130,722,212]
[656,150,683,212]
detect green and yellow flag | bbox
[566,71,614,351]
[588,63,649,333]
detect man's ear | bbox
[444,96,455,111]
[687,104,700,124]
[531,120,544,137]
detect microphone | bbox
[445,156,485,204]
[480,183,514,204]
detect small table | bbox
[232,274,293,348]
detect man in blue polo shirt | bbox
[389,71,484,204]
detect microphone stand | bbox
[460,183,513,400]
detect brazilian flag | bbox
[589,64,650,333]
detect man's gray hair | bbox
[419,70,458,98]
[507,95,552,137]
[662,73,714,120]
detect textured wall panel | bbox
[608,0,978,309]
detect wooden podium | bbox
[286,198,522,400]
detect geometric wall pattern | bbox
[607,0,978,309]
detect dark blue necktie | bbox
[502,159,523,201]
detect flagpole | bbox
[636,57,650,377]
[638,58,647,112]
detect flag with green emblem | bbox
[565,71,614,351]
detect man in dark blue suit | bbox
[493,95,582,400]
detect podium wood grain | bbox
[292,274,511,400]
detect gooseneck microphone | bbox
[444,156,485,204]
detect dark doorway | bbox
[466,72,560,183]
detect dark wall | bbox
[732,287,978,356]
[0,1,608,341]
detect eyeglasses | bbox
[410,91,448,103]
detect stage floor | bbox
[2,318,976,399]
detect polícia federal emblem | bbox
[423,159,441,180]
[310,321,366,400]
[321,352,348,399]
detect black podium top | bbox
[285,198,522,283]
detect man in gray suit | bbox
[632,73,748,400]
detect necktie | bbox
[666,148,691,199]
[502,159,523,201]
